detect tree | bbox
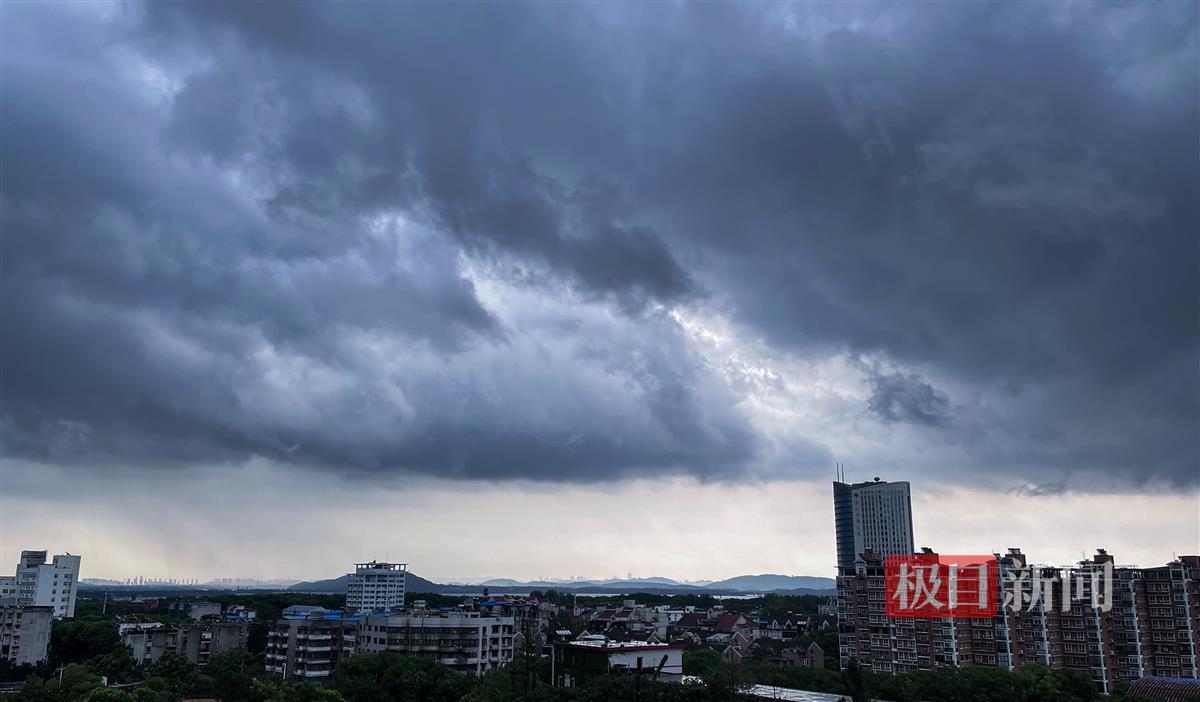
[332,652,474,702]
[206,647,258,702]
[20,663,103,702]
[82,689,134,702]
[463,653,553,702]
[148,651,198,697]
[682,649,721,678]
[47,621,121,668]
[86,647,141,685]
[841,659,868,702]
[251,679,347,702]
[128,682,172,702]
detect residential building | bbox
[0,551,82,618]
[121,621,249,668]
[0,605,53,666]
[283,605,329,618]
[224,605,257,621]
[358,609,515,675]
[168,600,223,621]
[586,600,670,640]
[346,561,406,613]
[553,636,684,686]
[266,610,360,680]
[836,548,1200,695]
[267,604,517,679]
[832,478,914,570]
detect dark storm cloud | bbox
[863,369,952,428]
[1,1,1195,487]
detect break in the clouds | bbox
[1,1,1197,490]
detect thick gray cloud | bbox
[863,369,952,428]
[1,1,1196,488]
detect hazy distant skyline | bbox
[1,2,1197,582]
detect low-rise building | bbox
[358,609,515,675]
[0,605,53,666]
[554,635,684,687]
[266,610,359,680]
[121,621,248,668]
[266,605,517,679]
[167,600,223,621]
[224,605,256,621]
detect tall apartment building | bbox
[0,605,53,666]
[836,548,1200,695]
[833,478,914,570]
[346,561,406,613]
[0,551,82,618]
[358,610,515,675]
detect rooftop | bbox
[354,561,407,572]
[564,637,679,652]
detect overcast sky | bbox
[1,1,1197,583]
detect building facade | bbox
[836,548,1200,695]
[358,610,515,675]
[346,561,406,613]
[266,606,517,679]
[0,551,81,618]
[832,479,914,570]
[553,636,685,687]
[265,611,360,680]
[121,621,249,668]
[0,605,53,666]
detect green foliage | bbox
[252,678,348,701]
[332,652,474,702]
[682,649,721,678]
[463,654,554,702]
[0,657,38,683]
[18,663,102,702]
[842,658,868,702]
[85,647,141,684]
[148,650,199,696]
[129,687,172,702]
[206,647,260,702]
[47,620,121,668]
[81,688,134,701]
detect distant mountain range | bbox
[287,572,834,595]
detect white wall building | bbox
[832,478,914,569]
[346,561,406,613]
[0,551,81,618]
[555,636,685,686]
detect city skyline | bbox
[2,2,1197,584]
[4,475,1196,584]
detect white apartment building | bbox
[0,605,53,666]
[0,551,82,618]
[346,561,406,613]
[833,478,914,569]
[358,611,515,675]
